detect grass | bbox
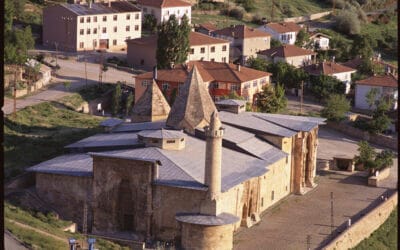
[192,13,257,28]
[351,207,398,250]
[4,101,105,180]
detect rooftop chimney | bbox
[88,0,92,8]
[108,0,111,7]
[153,66,158,80]
[237,64,241,71]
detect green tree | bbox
[375,150,394,170]
[156,15,190,69]
[246,57,267,71]
[256,84,287,113]
[295,29,310,47]
[270,39,282,48]
[354,141,377,175]
[266,62,307,89]
[222,90,245,100]
[365,88,380,109]
[308,75,345,101]
[143,14,157,34]
[351,34,376,59]
[125,92,134,117]
[112,83,122,116]
[369,97,392,133]
[321,94,350,121]
[334,10,360,35]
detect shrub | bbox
[321,94,350,121]
[334,10,360,35]
[229,7,245,20]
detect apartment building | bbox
[258,22,301,45]
[212,25,271,64]
[134,61,271,103]
[257,44,316,68]
[126,32,229,69]
[137,0,191,24]
[43,1,141,52]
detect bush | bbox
[321,94,350,121]
[229,7,245,20]
[334,10,360,35]
[251,13,264,25]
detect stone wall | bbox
[368,167,391,187]
[180,223,234,250]
[283,11,331,23]
[324,122,397,150]
[323,192,398,250]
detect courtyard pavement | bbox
[233,126,397,250]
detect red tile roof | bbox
[265,22,301,33]
[212,25,271,39]
[258,44,315,58]
[126,32,228,47]
[341,57,363,70]
[356,74,398,88]
[137,0,191,8]
[199,22,217,32]
[135,61,271,84]
[303,62,356,76]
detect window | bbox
[93,16,97,22]
[113,39,117,46]
[211,46,215,53]
[222,57,226,62]
[114,26,117,32]
[167,11,170,15]
[86,17,91,22]
[166,140,175,144]
[142,80,150,87]
[103,16,107,22]
[102,27,107,33]
[222,45,227,51]
[80,29,84,35]
[143,7,147,13]
[286,156,288,164]
[260,78,266,84]
[113,15,117,21]
[93,39,97,48]
[271,191,274,201]
[79,42,84,48]
[200,47,205,53]
[87,28,91,35]
[126,36,131,41]
[185,9,189,14]
[162,82,169,90]
[140,59,145,65]
[126,26,130,31]
[93,28,97,34]
[244,83,250,89]
[286,186,288,191]
[135,13,139,19]
[253,80,257,87]
[134,25,139,31]
[261,198,264,207]
[80,17,84,23]
[213,83,219,89]
[230,84,239,91]
[211,58,215,62]
[180,138,184,142]
[126,14,131,20]
[190,48,194,54]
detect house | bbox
[258,22,302,45]
[126,32,230,69]
[257,44,316,68]
[196,22,218,36]
[42,1,142,51]
[303,61,357,94]
[211,25,271,64]
[137,0,191,24]
[355,74,398,110]
[308,32,330,50]
[134,61,271,103]
[27,66,324,248]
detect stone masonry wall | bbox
[323,192,398,250]
[180,223,234,250]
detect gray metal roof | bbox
[65,132,142,149]
[236,137,287,164]
[61,2,140,16]
[137,129,185,140]
[215,99,247,107]
[100,118,123,127]
[176,212,240,226]
[252,113,326,132]
[219,111,297,137]
[27,154,92,177]
[111,121,166,133]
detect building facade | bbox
[43,2,141,52]
[258,22,301,45]
[137,0,191,24]
[257,44,316,68]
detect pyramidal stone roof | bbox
[166,66,217,133]
[131,80,171,121]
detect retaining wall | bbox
[283,11,331,23]
[323,191,398,250]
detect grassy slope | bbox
[352,207,398,250]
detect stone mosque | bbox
[28,65,324,249]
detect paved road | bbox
[233,127,397,250]
[3,57,135,115]
[4,231,28,250]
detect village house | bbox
[42,1,142,51]
[195,22,218,36]
[257,44,316,68]
[303,61,357,94]
[27,66,324,249]
[126,32,230,69]
[137,0,191,24]
[211,25,272,64]
[354,74,398,110]
[134,61,271,103]
[308,32,330,50]
[258,22,302,45]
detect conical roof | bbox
[131,80,171,121]
[166,66,217,132]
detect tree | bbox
[222,90,245,100]
[354,141,377,175]
[365,88,380,109]
[295,29,310,47]
[63,81,71,91]
[156,15,190,69]
[266,62,307,89]
[125,92,134,117]
[256,84,287,113]
[308,75,346,101]
[143,14,157,34]
[351,34,376,59]
[368,97,392,133]
[321,94,350,121]
[112,83,122,116]
[270,39,282,48]
[246,57,267,71]
[334,10,360,35]
[375,150,394,170]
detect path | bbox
[3,57,135,115]
[233,127,397,250]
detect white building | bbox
[137,0,191,24]
[308,32,330,50]
[355,74,398,110]
[258,22,301,45]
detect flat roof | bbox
[61,2,140,16]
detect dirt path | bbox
[6,219,67,243]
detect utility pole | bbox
[13,66,18,119]
[271,0,275,22]
[332,0,336,16]
[82,201,88,249]
[54,42,59,68]
[300,80,304,115]
[84,50,88,88]
[98,51,103,86]
[306,235,311,250]
[330,191,334,234]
